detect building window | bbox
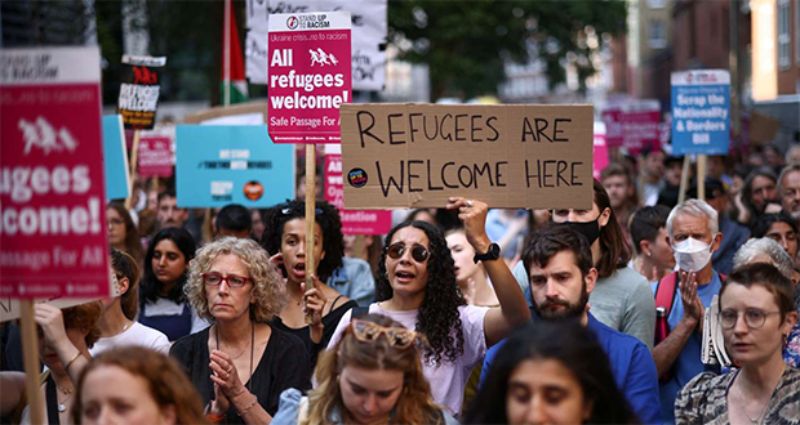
[796,0,800,64]
[649,19,667,49]
[778,0,790,69]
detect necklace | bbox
[215,323,254,392]
[733,379,769,424]
[55,381,73,413]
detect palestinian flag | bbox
[221,0,248,105]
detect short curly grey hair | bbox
[732,237,795,280]
[185,237,286,322]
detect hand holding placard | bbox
[446,197,492,254]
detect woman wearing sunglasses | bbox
[327,197,531,415]
[170,237,310,424]
[675,263,799,424]
[261,200,358,366]
[271,314,457,425]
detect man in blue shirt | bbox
[483,226,660,424]
[652,199,724,423]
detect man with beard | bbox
[480,226,660,423]
[778,164,800,222]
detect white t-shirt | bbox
[90,322,171,356]
[326,303,489,415]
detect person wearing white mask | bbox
[651,199,724,424]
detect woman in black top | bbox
[261,200,357,364]
[170,237,310,424]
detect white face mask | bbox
[672,237,713,273]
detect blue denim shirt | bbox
[327,257,375,307]
[481,314,661,424]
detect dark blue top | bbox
[712,218,750,275]
[481,314,661,424]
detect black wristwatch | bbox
[473,243,501,263]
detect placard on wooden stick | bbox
[341,104,594,209]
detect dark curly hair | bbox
[141,227,196,304]
[376,220,466,364]
[261,199,344,281]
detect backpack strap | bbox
[655,271,679,317]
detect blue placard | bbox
[671,70,730,155]
[176,125,295,208]
[102,114,131,200]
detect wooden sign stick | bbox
[125,130,142,210]
[305,144,317,324]
[20,300,44,425]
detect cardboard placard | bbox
[671,69,731,155]
[102,115,131,200]
[267,12,352,143]
[1,46,110,299]
[324,153,391,235]
[117,55,166,130]
[341,104,593,209]
[175,125,295,207]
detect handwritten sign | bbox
[341,104,593,209]
[1,46,110,299]
[267,11,351,143]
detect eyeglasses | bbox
[385,242,429,263]
[351,320,419,349]
[719,308,781,329]
[201,272,251,288]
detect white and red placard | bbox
[138,134,174,177]
[267,12,351,143]
[324,153,391,235]
[0,46,110,299]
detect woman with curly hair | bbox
[170,237,310,425]
[272,314,457,425]
[261,200,357,365]
[327,197,531,415]
[139,227,206,341]
[71,346,209,425]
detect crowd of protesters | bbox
[1,143,799,425]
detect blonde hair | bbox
[303,314,445,425]
[185,237,286,322]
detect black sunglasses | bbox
[386,242,430,263]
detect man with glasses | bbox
[652,199,725,424]
[481,226,661,424]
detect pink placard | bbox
[267,12,351,144]
[593,132,609,180]
[138,135,173,177]
[325,154,391,235]
[600,107,623,148]
[1,47,110,299]
[622,101,661,155]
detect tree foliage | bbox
[388,0,627,99]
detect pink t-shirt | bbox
[326,303,489,415]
